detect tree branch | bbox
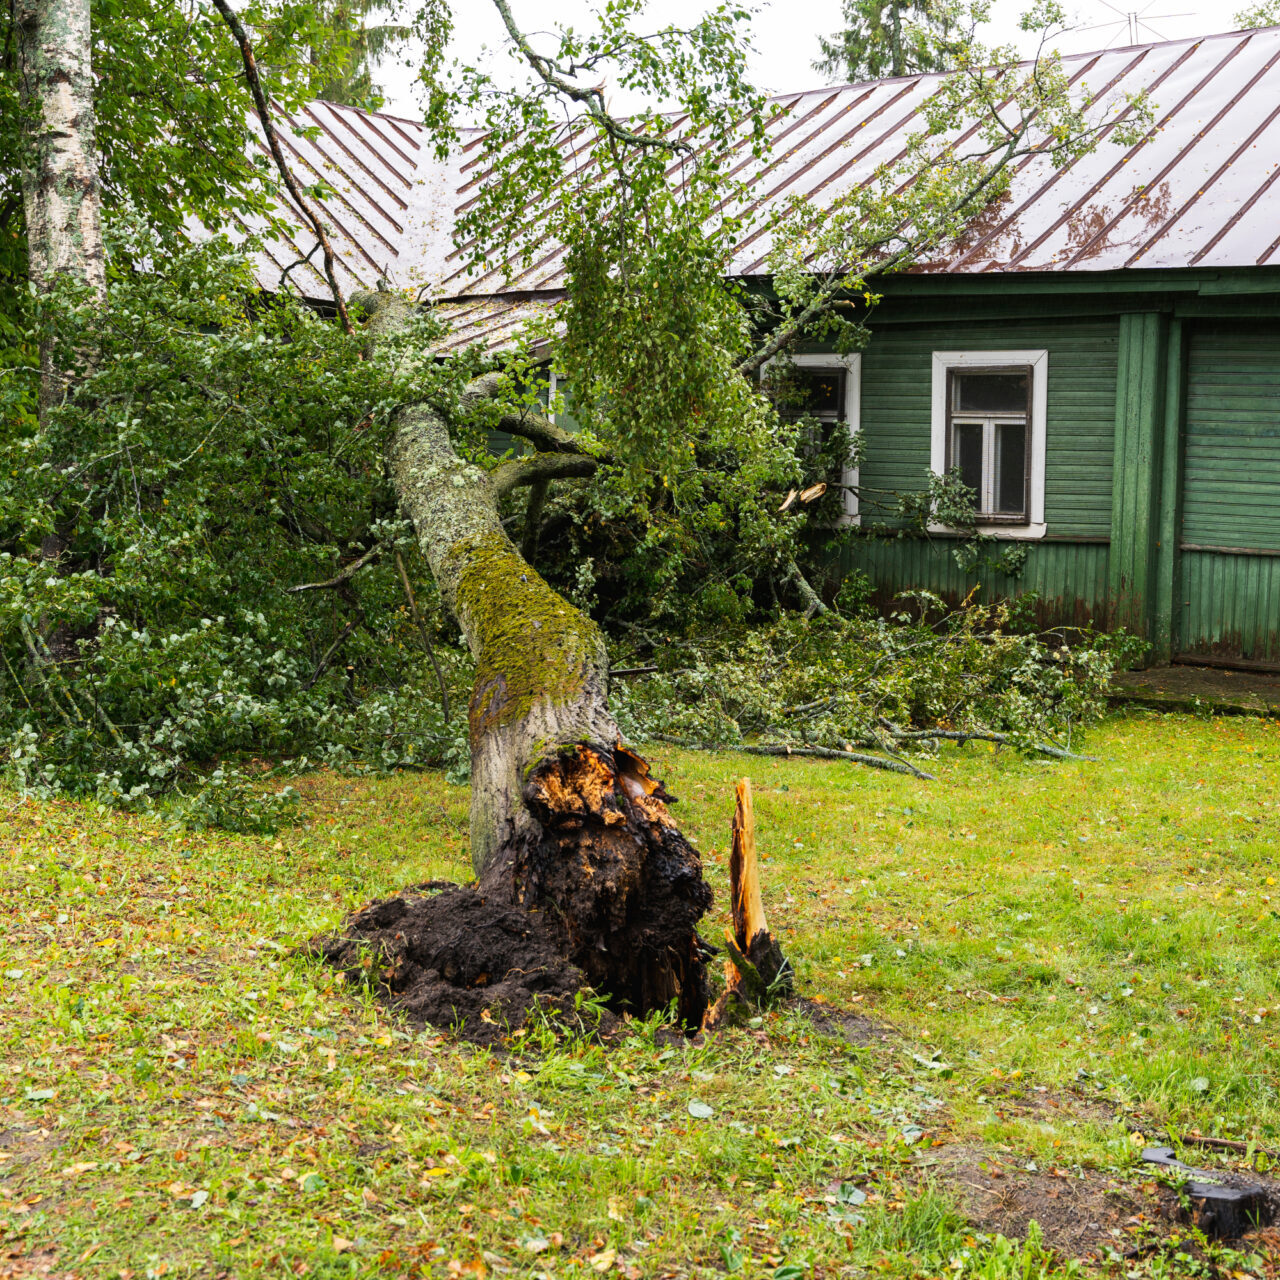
[211,0,354,335]
[304,618,359,690]
[458,373,596,457]
[498,411,593,455]
[490,0,692,156]
[651,736,936,780]
[287,543,381,593]
[521,477,549,562]
[492,451,597,498]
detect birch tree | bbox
[16,0,104,412]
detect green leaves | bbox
[613,600,1131,762]
[0,227,469,817]
[815,0,964,82]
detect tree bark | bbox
[18,0,106,404]
[366,292,713,1027]
[17,0,107,650]
[17,0,105,298]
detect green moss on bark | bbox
[452,531,605,737]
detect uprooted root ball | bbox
[313,743,714,1043]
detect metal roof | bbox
[240,26,1280,343]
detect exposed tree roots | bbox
[314,743,714,1044]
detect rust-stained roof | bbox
[240,26,1280,347]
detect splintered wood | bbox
[705,778,792,1028]
[726,778,770,988]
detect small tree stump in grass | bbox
[705,778,793,1028]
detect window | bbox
[762,353,861,523]
[930,350,1047,539]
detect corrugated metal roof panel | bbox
[237,27,1280,347]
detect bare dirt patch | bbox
[795,996,897,1049]
[924,1143,1280,1261]
[0,1247,70,1280]
[0,1127,62,1174]
[925,1143,1182,1258]
[981,1080,1123,1127]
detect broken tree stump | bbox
[705,778,793,1028]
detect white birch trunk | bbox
[17,0,106,300]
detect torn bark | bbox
[350,290,714,1030]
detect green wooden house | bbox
[247,26,1280,669]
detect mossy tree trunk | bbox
[367,293,713,1027]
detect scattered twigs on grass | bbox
[883,727,1099,762]
[651,735,936,780]
[1131,1128,1279,1169]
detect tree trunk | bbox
[18,0,106,394]
[17,0,107,649]
[367,293,713,1029]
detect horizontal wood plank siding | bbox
[857,317,1119,539]
[847,539,1111,627]
[1183,324,1280,551]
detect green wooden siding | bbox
[1178,551,1280,664]
[1175,322,1280,662]
[857,317,1118,538]
[1182,324,1280,552]
[847,539,1110,627]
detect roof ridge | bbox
[766,24,1277,101]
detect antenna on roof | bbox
[1073,0,1193,46]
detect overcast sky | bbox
[375,0,1249,120]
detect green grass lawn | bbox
[1,710,1278,1279]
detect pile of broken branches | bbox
[613,597,1144,778]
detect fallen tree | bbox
[319,291,716,1030]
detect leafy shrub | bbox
[0,229,474,824]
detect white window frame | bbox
[762,353,862,525]
[930,350,1048,540]
[547,368,561,425]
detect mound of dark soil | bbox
[313,883,586,1046]
[314,742,715,1045]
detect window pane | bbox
[954,422,983,499]
[995,422,1027,515]
[778,369,845,419]
[953,369,1028,414]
